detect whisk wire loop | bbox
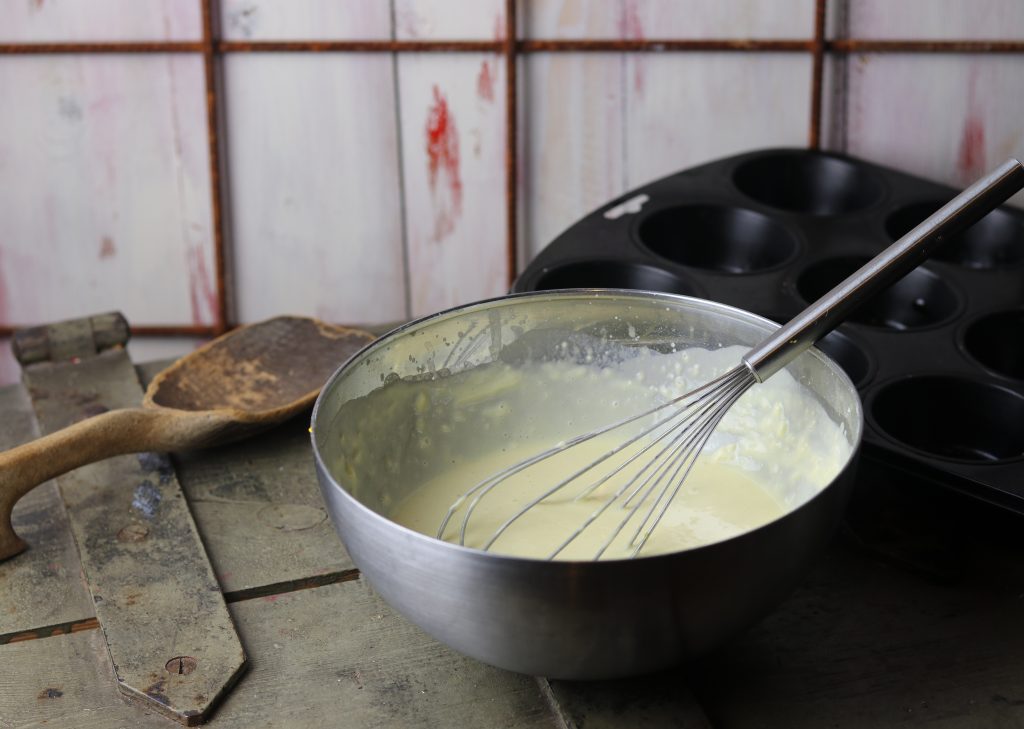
[437,365,742,546]
[627,370,754,556]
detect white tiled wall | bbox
[1,0,1022,385]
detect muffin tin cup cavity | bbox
[532,260,695,295]
[636,204,799,273]
[870,376,1024,462]
[813,330,874,389]
[886,202,1024,269]
[734,152,884,215]
[963,309,1024,381]
[797,256,960,330]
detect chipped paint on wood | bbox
[399,55,507,316]
[425,85,463,242]
[846,0,1024,40]
[394,0,504,40]
[1,0,201,41]
[842,54,1024,207]
[523,51,625,259]
[218,0,390,41]
[224,53,407,325]
[625,53,813,187]
[0,55,216,327]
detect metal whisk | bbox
[438,158,1024,560]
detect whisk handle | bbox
[743,157,1024,383]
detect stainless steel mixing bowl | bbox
[311,290,863,679]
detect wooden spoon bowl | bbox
[0,316,374,561]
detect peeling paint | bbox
[227,2,260,38]
[131,480,162,519]
[57,96,83,122]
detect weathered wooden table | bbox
[2,337,1024,728]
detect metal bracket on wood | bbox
[14,312,246,726]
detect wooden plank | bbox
[172,417,354,596]
[0,0,200,42]
[398,53,509,316]
[394,0,505,40]
[525,0,813,39]
[619,0,813,40]
[523,51,625,260]
[546,675,713,729]
[0,383,94,641]
[133,359,353,595]
[23,348,244,724]
[844,0,1024,40]
[223,53,408,326]
[0,340,19,388]
[0,579,556,728]
[624,53,812,188]
[0,55,217,329]
[218,0,390,41]
[841,54,1024,208]
[524,0,627,39]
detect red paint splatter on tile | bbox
[28,0,45,11]
[477,61,495,103]
[425,86,463,242]
[620,0,646,95]
[494,12,506,41]
[263,594,281,603]
[186,246,217,326]
[957,67,986,183]
[99,236,116,259]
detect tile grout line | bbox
[389,0,414,322]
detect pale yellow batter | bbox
[390,435,786,560]
[334,340,852,561]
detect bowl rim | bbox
[310,288,865,566]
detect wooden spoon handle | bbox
[0,407,200,560]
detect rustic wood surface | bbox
[4,351,1024,728]
[20,347,245,725]
[171,418,356,597]
[0,317,374,562]
[0,580,557,729]
[0,385,94,642]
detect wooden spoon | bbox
[0,316,374,561]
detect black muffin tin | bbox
[514,148,1024,514]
